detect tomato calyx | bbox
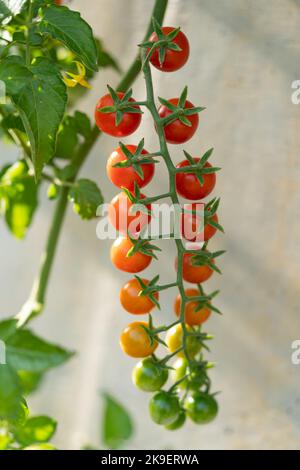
[140,315,168,348]
[112,139,158,181]
[158,86,205,128]
[204,197,224,232]
[140,18,183,66]
[134,275,161,310]
[190,249,225,275]
[97,85,143,126]
[176,148,220,188]
[127,229,161,259]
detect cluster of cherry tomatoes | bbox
[95,24,220,429]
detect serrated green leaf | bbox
[56,115,79,159]
[73,110,91,139]
[0,56,67,179]
[102,393,134,450]
[68,178,103,220]
[6,329,74,372]
[40,5,98,71]
[14,415,57,446]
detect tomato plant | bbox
[0,0,169,449]
[104,15,224,431]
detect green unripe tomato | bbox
[185,391,218,424]
[171,357,188,389]
[171,358,207,391]
[165,410,186,430]
[133,358,168,392]
[149,391,180,426]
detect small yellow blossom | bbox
[63,61,91,89]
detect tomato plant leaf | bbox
[0,318,17,341]
[40,5,98,71]
[14,415,57,446]
[68,178,103,220]
[0,161,39,239]
[5,329,74,372]
[0,56,67,180]
[102,393,134,450]
[17,370,44,395]
[0,365,24,422]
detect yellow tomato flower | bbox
[63,61,91,89]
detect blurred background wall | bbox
[1,0,300,449]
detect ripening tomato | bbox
[175,253,214,284]
[174,289,211,326]
[176,159,216,200]
[185,392,218,424]
[158,98,199,144]
[108,191,151,236]
[181,203,218,242]
[149,27,190,72]
[95,93,141,137]
[110,237,152,273]
[120,321,157,358]
[171,357,208,392]
[165,324,201,358]
[106,145,155,191]
[55,0,62,4]
[120,278,158,314]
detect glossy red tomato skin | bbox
[149,27,190,72]
[108,191,151,236]
[110,237,152,273]
[95,93,141,137]
[175,253,214,284]
[181,203,218,242]
[106,145,155,191]
[158,99,199,144]
[176,159,216,200]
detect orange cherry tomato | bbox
[120,278,158,314]
[174,288,211,326]
[175,253,214,283]
[120,321,157,358]
[110,237,152,273]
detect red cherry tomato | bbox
[106,145,155,191]
[110,237,152,273]
[175,253,214,283]
[108,191,151,236]
[176,159,216,200]
[95,93,141,137]
[149,27,189,72]
[181,203,218,242]
[158,98,199,144]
